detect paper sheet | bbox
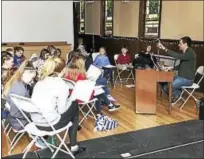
[103,65,116,68]
[86,65,102,81]
[70,80,96,103]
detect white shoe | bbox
[107,95,116,102]
[35,138,47,149]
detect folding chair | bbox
[114,54,135,86]
[1,98,27,155]
[92,52,100,62]
[173,66,204,110]
[62,78,97,125]
[10,94,75,159]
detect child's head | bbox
[3,60,36,96]
[70,55,85,70]
[22,63,37,84]
[99,47,106,55]
[121,45,128,54]
[40,57,66,80]
[6,48,14,56]
[65,55,86,81]
[55,48,61,57]
[146,45,152,53]
[14,46,24,57]
[40,48,51,60]
[1,51,14,69]
[47,45,57,56]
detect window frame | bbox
[143,0,162,38]
[102,0,114,37]
[79,0,85,34]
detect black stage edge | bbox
[3,120,204,158]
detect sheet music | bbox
[70,80,96,103]
[94,86,105,96]
[86,64,102,81]
[103,65,116,68]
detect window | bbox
[79,1,85,33]
[144,0,161,37]
[104,0,113,36]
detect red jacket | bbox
[65,73,86,82]
[117,53,131,64]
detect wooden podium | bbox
[135,69,174,114]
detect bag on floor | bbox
[94,114,118,131]
[198,98,204,120]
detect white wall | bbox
[2,1,74,45]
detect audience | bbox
[1,52,14,86]
[32,48,51,75]
[13,46,25,67]
[31,57,86,155]
[64,55,120,114]
[78,44,89,57]
[6,48,14,56]
[93,47,114,85]
[67,50,81,66]
[69,49,116,102]
[47,45,57,57]
[117,45,132,70]
[3,60,36,130]
[55,48,61,57]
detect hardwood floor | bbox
[2,84,203,157]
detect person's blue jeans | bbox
[103,68,113,84]
[95,93,111,114]
[162,75,193,98]
[96,77,110,95]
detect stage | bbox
[4,120,204,158]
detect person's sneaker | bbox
[171,96,180,105]
[107,95,116,102]
[72,146,86,156]
[109,104,120,112]
[196,100,201,108]
[35,138,47,149]
[77,125,82,131]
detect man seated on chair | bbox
[157,36,196,103]
[117,45,132,70]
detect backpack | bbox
[94,114,118,131]
[198,98,204,120]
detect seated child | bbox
[64,55,120,115]
[117,45,132,70]
[93,47,114,85]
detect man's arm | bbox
[166,50,193,60]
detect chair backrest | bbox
[114,54,119,65]
[10,94,59,131]
[196,66,204,76]
[10,94,39,113]
[135,54,139,59]
[62,78,76,89]
[92,52,100,61]
[195,66,204,85]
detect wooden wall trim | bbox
[138,0,146,38]
[2,41,70,47]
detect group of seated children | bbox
[92,44,157,81]
[1,44,123,155]
[1,43,156,155]
[92,45,133,85]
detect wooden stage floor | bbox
[2,84,203,157]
